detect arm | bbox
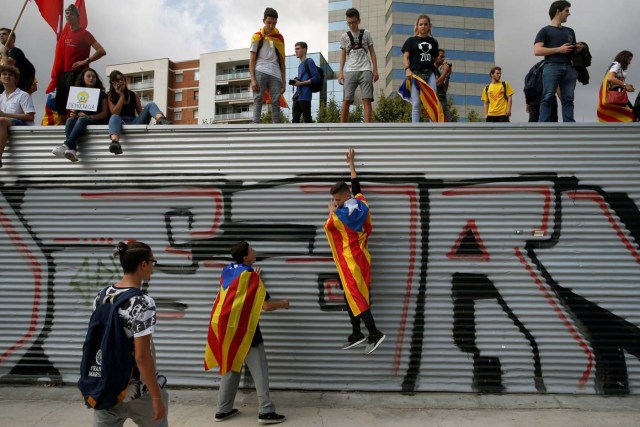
[79,96,109,121]
[507,95,513,117]
[347,147,362,195]
[368,44,379,83]
[435,64,451,87]
[483,100,489,119]
[108,86,126,116]
[279,53,286,95]
[249,51,259,92]
[134,335,166,421]
[72,40,107,70]
[263,299,290,311]
[338,48,346,85]
[0,110,34,122]
[403,51,412,78]
[534,41,574,57]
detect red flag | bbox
[33,0,64,38]
[45,0,88,94]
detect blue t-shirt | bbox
[534,25,576,64]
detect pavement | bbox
[2,385,640,427]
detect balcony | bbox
[129,81,154,90]
[214,111,253,122]
[216,92,253,102]
[216,71,251,82]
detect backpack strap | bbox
[358,29,366,53]
[346,31,356,54]
[502,81,508,100]
[303,58,311,80]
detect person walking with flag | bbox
[205,241,288,424]
[325,148,385,355]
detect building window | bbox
[175,91,183,102]
[174,111,182,121]
[194,109,199,119]
[175,73,183,82]
[194,90,199,100]
[195,70,200,81]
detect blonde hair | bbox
[414,14,433,37]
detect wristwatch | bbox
[86,57,91,64]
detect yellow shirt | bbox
[481,81,514,117]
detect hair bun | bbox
[112,241,128,257]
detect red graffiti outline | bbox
[447,219,490,261]
[0,208,43,365]
[443,186,552,234]
[514,246,593,389]
[300,184,418,375]
[568,191,640,264]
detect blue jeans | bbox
[108,102,162,137]
[539,62,577,122]
[253,71,282,124]
[10,119,27,126]
[411,71,437,123]
[64,117,103,150]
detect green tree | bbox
[373,90,411,123]
[466,108,483,122]
[260,106,291,124]
[348,104,364,123]
[316,97,341,123]
[446,94,459,123]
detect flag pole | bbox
[5,0,30,47]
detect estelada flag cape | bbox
[324,194,372,316]
[597,74,634,122]
[204,263,266,375]
[251,27,288,109]
[398,74,445,122]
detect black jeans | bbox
[292,99,312,123]
[56,70,84,115]
[486,115,510,122]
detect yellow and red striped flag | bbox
[204,264,266,374]
[251,28,288,109]
[597,74,634,122]
[398,74,445,122]
[324,193,372,316]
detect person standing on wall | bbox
[250,7,286,124]
[325,148,385,355]
[290,41,321,123]
[338,8,379,123]
[481,66,514,122]
[434,49,452,122]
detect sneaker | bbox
[341,333,366,350]
[258,412,286,424]
[64,149,79,162]
[214,408,239,422]
[109,140,123,155]
[364,332,386,355]
[155,117,172,125]
[52,144,68,157]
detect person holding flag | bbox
[204,241,288,424]
[52,3,106,124]
[398,15,444,123]
[325,148,385,355]
[250,7,287,124]
[597,50,635,122]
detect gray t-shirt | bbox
[250,38,282,79]
[340,29,373,72]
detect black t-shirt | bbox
[0,47,35,94]
[251,291,270,347]
[76,90,107,114]
[534,25,576,64]
[109,89,138,117]
[401,36,439,72]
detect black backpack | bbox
[346,29,367,54]
[78,287,144,410]
[303,59,324,93]
[523,60,545,104]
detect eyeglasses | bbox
[114,77,125,82]
[148,259,158,265]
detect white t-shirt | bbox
[608,61,626,82]
[0,88,35,125]
[340,29,373,72]
[250,37,282,79]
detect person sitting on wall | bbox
[0,64,35,168]
[106,70,171,155]
[51,68,109,163]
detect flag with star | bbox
[324,193,372,316]
[204,263,266,374]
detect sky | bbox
[7,0,640,123]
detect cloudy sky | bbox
[8,0,640,123]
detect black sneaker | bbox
[258,412,286,424]
[341,332,366,350]
[109,140,123,155]
[214,408,239,422]
[155,117,172,125]
[364,332,386,355]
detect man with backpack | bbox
[79,241,168,426]
[290,41,322,123]
[338,8,379,123]
[524,60,558,122]
[481,66,514,122]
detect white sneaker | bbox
[64,149,79,162]
[52,145,68,157]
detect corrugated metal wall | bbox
[1,123,640,395]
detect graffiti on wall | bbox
[1,172,640,394]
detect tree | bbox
[260,105,291,124]
[315,97,364,123]
[466,109,483,122]
[446,94,459,123]
[373,90,411,123]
